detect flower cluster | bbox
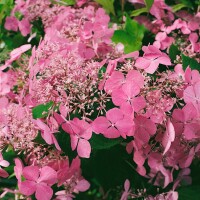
[1,0,200,199]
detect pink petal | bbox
[104,71,124,93]
[166,191,178,200]
[4,16,18,31]
[115,117,133,135]
[23,166,40,182]
[103,126,121,138]
[62,121,74,135]
[134,151,145,166]
[20,180,36,196]
[136,165,146,176]
[162,119,175,155]
[14,158,23,181]
[0,168,9,178]
[77,139,91,158]
[131,96,146,112]
[106,108,124,123]
[0,160,9,167]
[35,183,53,200]
[38,166,57,185]
[124,179,130,191]
[145,60,159,74]
[122,81,140,97]
[135,57,150,69]
[179,148,195,168]
[92,116,110,134]
[112,88,126,106]
[156,55,171,66]
[42,131,53,145]
[126,70,144,88]
[18,18,31,36]
[10,44,31,61]
[70,135,79,151]
[52,134,61,151]
[75,179,90,192]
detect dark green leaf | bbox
[32,101,53,119]
[169,44,180,61]
[90,134,123,150]
[182,54,200,71]
[178,185,200,200]
[179,0,193,8]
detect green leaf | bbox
[95,0,115,15]
[112,30,142,53]
[182,54,200,71]
[172,3,187,12]
[51,0,75,6]
[32,101,53,119]
[179,0,193,8]
[169,44,180,61]
[144,0,154,11]
[112,15,145,53]
[178,185,200,200]
[131,7,148,17]
[90,134,123,150]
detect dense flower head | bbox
[0,103,37,151]
[1,0,200,199]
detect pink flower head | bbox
[20,166,57,200]
[135,45,171,74]
[0,153,9,178]
[92,108,134,138]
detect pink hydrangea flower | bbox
[111,81,140,116]
[184,81,200,111]
[134,115,157,146]
[20,165,57,200]
[62,118,92,158]
[153,32,174,50]
[135,45,171,74]
[92,108,134,138]
[34,119,61,151]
